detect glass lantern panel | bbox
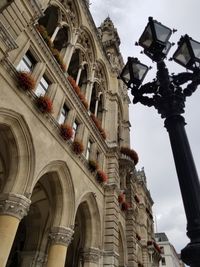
[190,39,200,59]
[132,62,148,81]
[139,25,153,49]
[154,22,171,43]
[174,42,191,66]
[121,65,130,83]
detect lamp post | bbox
[119,17,200,267]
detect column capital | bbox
[0,193,31,220]
[81,248,100,263]
[49,226,74,246]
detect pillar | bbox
[50,24,61,43]
[46,226,74,267]
[0,193,31,267]
[76,65,83,85]
[81,248,100,267]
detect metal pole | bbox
[164,114,200,266]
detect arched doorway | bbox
[65,193,101,267]
[6,172,63,267]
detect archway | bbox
[38,5,59,36]
[65,193,101,267]
[6,171,64,267]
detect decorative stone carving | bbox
[49,226,74,246]
[0,193,31,220]
[81,248,100,263]
[0,21,18,51]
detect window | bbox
[161,257,166,265]
[35,76,50,97]
[17,51,36,72]
[72,121,79,141]
[86,140,92,160]
[58,104,69,124]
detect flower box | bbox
[88,160,98,172]
[36,95,53,113]
[120,147,139,165]
[60,124,73,140]
[72,139,84,155]
[17,71,36,91]
[96,170,108,183]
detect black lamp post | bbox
[119,17,200,267]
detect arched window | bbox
[97,94,103,123]
[38,6,59,36]
[78,64,88,94]
[68,49,81,80]
[89,82,98,114]
[53,26,69,52]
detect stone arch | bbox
[118,222,127,267]
[0,108,35,194]
[28,160,75,227]
[65,192,101,267]
[95,59,109,92]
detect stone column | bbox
[81,248,100,267]
[76,65,83,85]
[64,28,80,69]
[46,226,74,267]
[50,24,61,43]
[0,193,31,267]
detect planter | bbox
[120,146,139,165]
[60,124,73,140]
[17,71,36,91]
[96,170,108,183]
[36,95,53,113]
[72,139,84,155]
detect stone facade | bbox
[0,0,160,266]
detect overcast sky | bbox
[90,0,200,256]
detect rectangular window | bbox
[17,51,36,72]
[35,76,50,97]
[161,257,166,265]
[72,121,79,141]
[86,140,92,160]
[58,104,69,125]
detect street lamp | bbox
[119,17,200,267]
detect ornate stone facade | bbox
[0,1,160,267]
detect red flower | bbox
[36,95,53,113]
[96,170,108,183]
[118,193,125,203]
[120,147,139,165]
[60,124,73,140]
[121,201,129,211]
[72,139,84,155]
[17,71,36,91]
[90,114,106,139]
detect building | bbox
[155,233,185,267]
[0,0,161,266]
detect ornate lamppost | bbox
[119,17,200,266]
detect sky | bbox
[90,0,200,255]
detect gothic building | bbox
[0,0,161,266]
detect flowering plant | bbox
[60,124,73,140]
[120,147,139,165]
[118,193,125,203]
[96,170,108,183]
[36,95,53,113]
[36,24,52,47]
[90,114,106,139]
[88,160,98,172]
[121,201,129,211]
[17,71,36,91]
[72,139,84,155]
